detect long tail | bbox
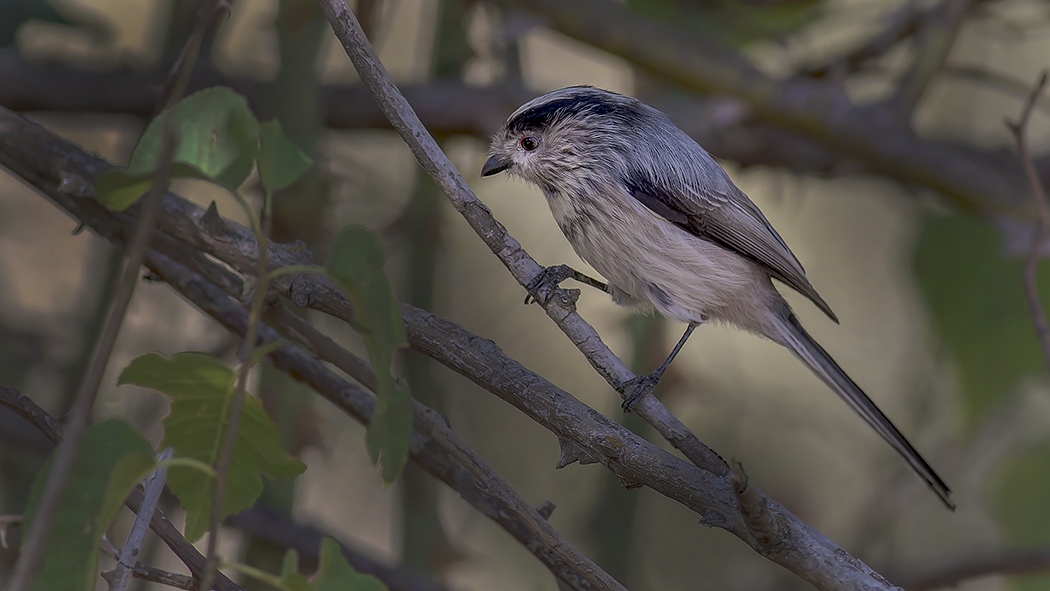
[774,314,954,510]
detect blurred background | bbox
[2,0,1050,589]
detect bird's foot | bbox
[619,372,663,412]
[525,265,608,306]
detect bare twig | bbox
[943,65,1050,117]
[891,0,973,111]
[314,0,725,480]
[103,564,198,591]
[6,97,178,591]
[248,302,622,588]
[1006,71,1050,373]
[144,249,602,591]
[226,504,451,591]
[0,386,243,591]
[6,0,229,586]
[1,103,908,589]
[109,448,174,591]
[198,170,267,591]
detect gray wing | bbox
[626,175,838,323]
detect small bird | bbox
[482,86,953,509]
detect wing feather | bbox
[625,174,838,322]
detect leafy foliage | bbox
[95,87,261,210]
[279,538,387,591]
[119,352,306,541]
[994,438,1050,591]
[327,226,413,484]
[23,420,155,591]
[258,120,314,197]
[914,213,1050,423]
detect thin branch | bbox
[109,448,174,591]
[198,164,266,591]
[314,0,725,480]
[143,248,601,591]
[0,386,243,591]
[225,504,450,591]
[1,103,907,590]
[942,65,1050,117]
[891,0,973,111]
[1006,71,1050,373]
[6,85,178,591]
[6,0,229,586]
[103,564,198,591]
[266,292,658,586]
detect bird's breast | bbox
[542,187,781,331]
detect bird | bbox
[481,85,953,509]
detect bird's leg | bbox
[525,264,608,305]
[620,322,699,411]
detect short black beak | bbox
[481,155,511,177]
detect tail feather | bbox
[777,314,954,510]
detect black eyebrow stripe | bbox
[507,92,641,132]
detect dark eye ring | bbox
[520,136,539,151]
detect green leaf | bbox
[914,213,1050,423]
[326,226,412,484]
[272,539,387,591]
[258,120,313,196]
[23,420,155,591]
[119,352,306,541]
[311,538,387,591]
[96,87,260,210]
[994,439,1050,591]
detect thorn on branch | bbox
[535,501,556,520]
[555,437,598,467]
[730,461,781,547]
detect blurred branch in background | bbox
[899,544,1050,590]
[2,47,1046,208]
[487,0,1029,214]
[1007,72,1050,373]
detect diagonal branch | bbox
[0,102,905,589]
[314,0,725,480]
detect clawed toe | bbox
[620,373,660,412]
[525,264,576,306]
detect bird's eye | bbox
[520,136,539,151]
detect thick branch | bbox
[0,98,901,589]
[2,49,1039,198]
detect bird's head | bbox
[481,86,645,192]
